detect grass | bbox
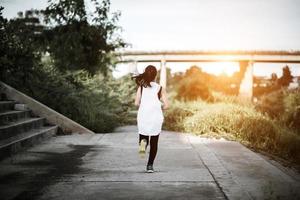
[163,99,300,165]
[255,89,300,135]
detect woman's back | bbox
[137,81,163,136]
[133,65,168,172]
[140,82,162,109]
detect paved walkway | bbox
[0,125,299,200]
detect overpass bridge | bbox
[116,50,300,99]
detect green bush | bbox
[282,90,300,133]
[255,89,300,134]
[211,91,253,106]
[164,100,300,164]
[4,59,135,133]
[255,90,285,118]
[164,100,205,131]
[176,77,213,101]
[0,0,131,133]
[173,66,213,102]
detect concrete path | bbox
[0,125,299,200]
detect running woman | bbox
[132,65,169,173]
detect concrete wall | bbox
[0,81,94,134]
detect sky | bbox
[110,0,300,50]
[1,0,300,77]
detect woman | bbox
[132,65,169,173]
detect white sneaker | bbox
[139,139,147,158]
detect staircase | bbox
[0,98,58,160]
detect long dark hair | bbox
[132,65,157,88]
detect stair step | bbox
[0,125,58,160]
[14,103,30,111]
[0,101,15,112]
[0,117,45,140]
[0,110,31,125]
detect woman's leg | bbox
[139,134,149,147]
[147,134,159,165]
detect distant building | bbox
[288,76,300,90]
[253,76,272,87]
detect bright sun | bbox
[201,62,240,76]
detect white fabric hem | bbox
[138,131,161,136]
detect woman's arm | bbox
[161,87,169,110]
[134,86,142,107]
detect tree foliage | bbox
[175,66,212,101]
[42,0,126,75]
[278,65,293,87]
[0,1,132,133]
[0,7,43,87]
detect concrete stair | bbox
[0,99,58,160]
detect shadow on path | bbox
[2,144,96,200]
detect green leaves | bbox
[43,0,87,25]
[1,0,126,78]
[42,0,126,75]
[0,8,43,85]
[174,66,213,101]
[1,1,130,133]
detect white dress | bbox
[137,82,164,136]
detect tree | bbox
[0,7,43,87]
[278,65,293,87]
[271,73,278,83]
[175,66,212,101]
[0,2,130,133]
[42,0,126,75]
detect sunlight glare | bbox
[201,62,239,76]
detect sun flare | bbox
[195,62,239,76]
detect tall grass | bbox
[164,100,300,164]
[256,89,300,135]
